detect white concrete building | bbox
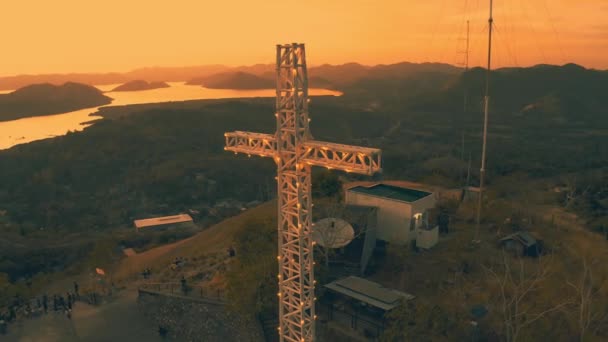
[345,183,438,247]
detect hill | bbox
[0,82,112,121]
[0,61,461,91]
[0,64,606,277]
[0,66,606,340]
[309,62,460,87]
[114,200,276,281]
[187,71,275,89]
[185,62,462,91]
[0,65,228,90]
[409,63,608,120]
[111,80,170,92]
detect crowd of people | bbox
[0,281,83,335]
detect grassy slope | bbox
[113,200,276,281]
[373,190,608,340]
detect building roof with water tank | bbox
[348,183,432,203]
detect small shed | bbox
[499,231,541,257]
[324,276,415,312]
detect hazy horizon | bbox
[2,0,606,76]
[0,59,604,79]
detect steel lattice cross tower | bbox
[225,43,382,342]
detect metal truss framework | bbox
[225,43,382,342]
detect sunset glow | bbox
[2,0,607,76]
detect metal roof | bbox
[348,183,432,203]
[134,214,193,229]
[324,276,415,311]
[500,231,537,247]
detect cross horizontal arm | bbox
[302,140,382,176]
[224,131,277,158]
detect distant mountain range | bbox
[405,63,608,124]
[0,62,605,125]
[1,61,603,93]
[111,80,170,92]
[187,71,275,89]
[0,82,112,122]
[0,62,463,90]
[0,65,227,91]
[182,61,461,90]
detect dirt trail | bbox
[3,290,162,342]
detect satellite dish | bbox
[312,218,355,248]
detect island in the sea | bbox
[187,71,275,89]
[0,82,113,122]
[111,80,170,92]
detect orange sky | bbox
[1,0,606,76]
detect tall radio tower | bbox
[225,43,382,342]
[475,0,494,241]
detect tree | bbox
[483,253,570,342]
[0,273,25,307]
[567,255,608,341]
[381,300,458,341]
[312,170,342,197]
[381,299,417,342]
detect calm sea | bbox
[0,82,340,149]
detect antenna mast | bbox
[475,0,493,241]
[461,20,470,186]
[464,20,470,113]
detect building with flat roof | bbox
[134,214,194,231]
[348,183,432,203]
[345,183,438,246]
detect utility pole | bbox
[466,151,472,187]
[461,132,466,186]
[475,1,493,242]
[460,20,470,187]
[464,20,470,113]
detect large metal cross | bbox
[224,43,382,342]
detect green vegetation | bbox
[0,63,606,340]
[377,200,608,341]
[225,217,278,315]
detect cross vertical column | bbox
[275,43,315,342]
[224,43,381,342]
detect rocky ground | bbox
[137,291,264,342]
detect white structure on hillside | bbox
[345,183,438,248]
[134,214,194,232]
